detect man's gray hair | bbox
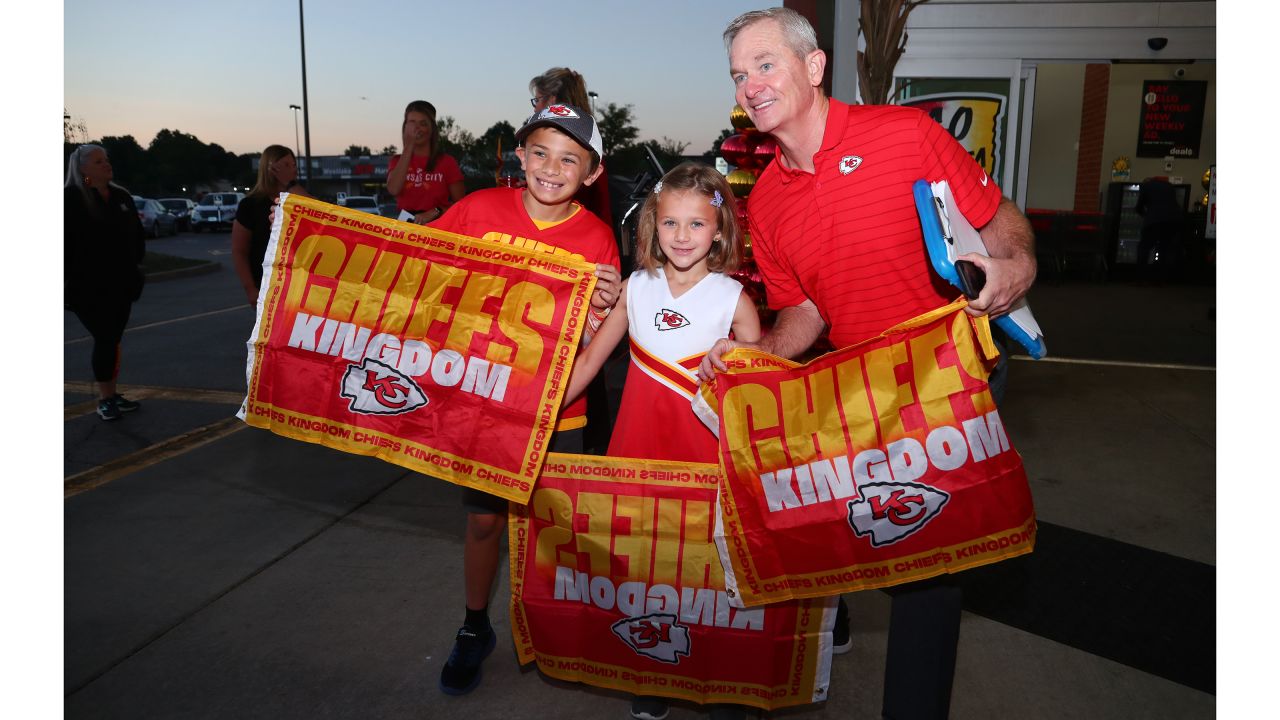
[723,7,819,59]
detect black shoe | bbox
[112,394,141,413]
[630,695,669,720]
[439,625,496,696]
[833,595,852,655]
[97,398,121,421]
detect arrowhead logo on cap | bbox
[546,104,577,118]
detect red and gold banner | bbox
[237,194,596,502]
[510,453,835,711]
[697,301,1035,606]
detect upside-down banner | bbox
[695,301,1036,607]
[237,194,596,502]
[510,453,836,711]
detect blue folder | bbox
[913,179,1047,359]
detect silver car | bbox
[158,197,196,232]
[132,196,179,238]
[191,192,245,232]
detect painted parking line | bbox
[1010,355,1215,372]
[65,417,246,499]
[64,305,247,345]
[64,382,246,420]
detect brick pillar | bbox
[1074,63,1111,212]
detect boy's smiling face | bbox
[516,127,602,217]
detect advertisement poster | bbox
[238,194,596,502]
[698,302,1036,607]
[510,453,835,711]
[903,92,1006,182]
[1136,80,1207,158]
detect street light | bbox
[298,0,313,183]
[587,91,599,117]
[289,104,302,163]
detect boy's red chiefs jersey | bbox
[432,187,619,430]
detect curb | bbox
[146,261,222,283]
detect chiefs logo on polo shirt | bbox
[839,155,863,175]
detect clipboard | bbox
[913,179,1047,359]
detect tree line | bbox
[63,103,729,198]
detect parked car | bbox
[191,192,245,232]
[338,195,381,215]
[158,198,196,232]
[132,196,179,238]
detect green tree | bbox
[345,144,372,159]
[148,129,214,194]
[437,115,476,161]
[462,121,518,189]
[597,102,640,158]
[379,144,398,156]
[96,135,147,191]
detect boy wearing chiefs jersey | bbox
[430,104,621,696]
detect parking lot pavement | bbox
[62,253,1217,719]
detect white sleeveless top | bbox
[625,267,743,400]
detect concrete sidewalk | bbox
[64,268,1216,719]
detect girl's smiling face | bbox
[656,189,720,274]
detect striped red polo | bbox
[749,99,1003,348]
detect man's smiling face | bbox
[728,18,822,136]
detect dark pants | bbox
[72,300,133,383]
[1138,221,1182,281]
[882,576,964,720]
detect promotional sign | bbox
[238,194,597,502]
[510,453,835,711]
[1136,80,1207,158]
[903,92,1006,183]
[697,301,1036,607]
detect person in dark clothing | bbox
[64,144,146,421]
[1135,177,1185,282]
[231,144,308,306]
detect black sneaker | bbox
[112,394,141,413]
[833,595,852,655]
[97,398,121,421]
[630,695,669,720]
[439,625,496,696]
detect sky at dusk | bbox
[64,0,764,157]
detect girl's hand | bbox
[591,263,621,310]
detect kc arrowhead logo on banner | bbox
[509,454,836,711]
[237,194,597,503]
[695,300,1036,607]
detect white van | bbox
[191,192,245,232]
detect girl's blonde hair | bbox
[248,145,295,199]
[635,161,742,274]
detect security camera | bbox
[1174,67,1186,79]
[1148,37,1168,51]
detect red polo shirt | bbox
[749,99,1002,348]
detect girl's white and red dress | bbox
[607,267,745,463]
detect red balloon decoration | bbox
[719,133,752,168]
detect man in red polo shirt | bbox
[703,8,1036,720]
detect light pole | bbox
[587,91,599,117]
[289,104,302,162]
[298,0,313,182]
